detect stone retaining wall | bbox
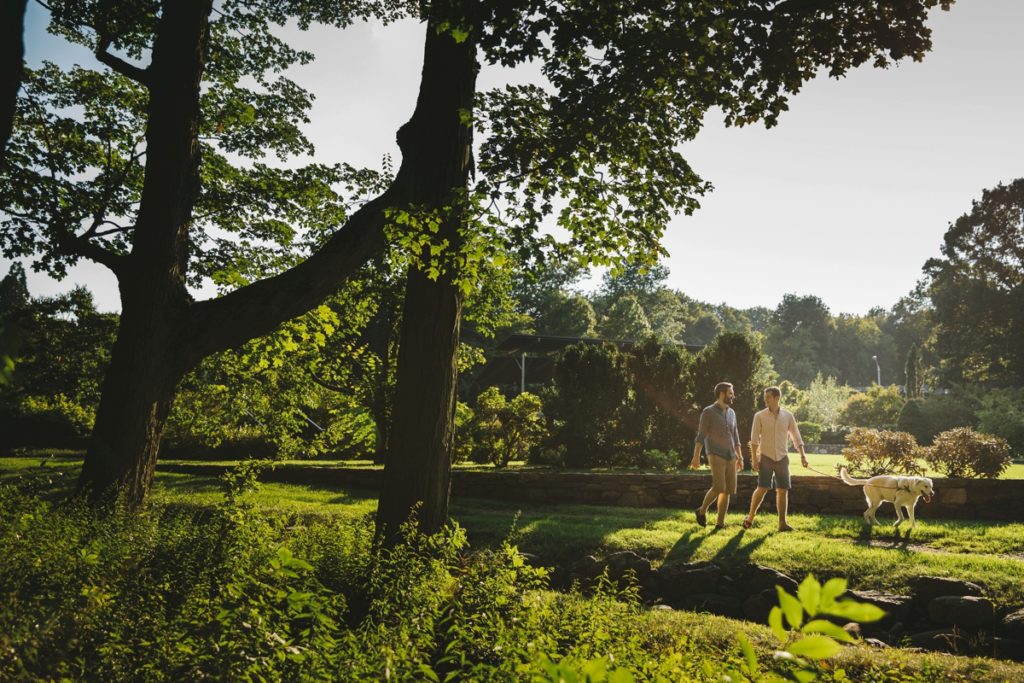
[159,463,1024,521]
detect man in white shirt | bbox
[743,386,808,532]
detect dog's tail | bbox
[839,467,869,487]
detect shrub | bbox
[926,428,1012,479]
[469,388,545,467]
[544,343,629,468]
[842,427,924,477]
[0,393,93,450]
[839,385,905,430]
[634,448,682,471]
[799,421,823,444]
[975,387,1024,458]
[819,425,851,445]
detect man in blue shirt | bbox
[690,381,743,529]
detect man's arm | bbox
[750,414,761,471]
[790,414,808,467]
[691,442,703,469]
[691,408,707,468]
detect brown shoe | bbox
[695,508,707,527]
[742,517,753,530]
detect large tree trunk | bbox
[1,0,28,160]
[78,0,211,507]
[376,19,477,541]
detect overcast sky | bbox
[6,0,1023,315]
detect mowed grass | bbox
[5,455,1021,608]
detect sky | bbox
[5,0,1024,316]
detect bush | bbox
[544,343,630,468]
[633,449,683,471]
[975,387,1024,458]
[839,385,905,430]
[469,388,544,467]
[842,427,924,477]
[819,425,851,445]
[926,428,1012,478]
[798,421,823,444]
[0,394,93,450]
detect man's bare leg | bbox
[745,486,769,526]
[777,489,793,530]
[716,493,730,526]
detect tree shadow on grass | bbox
[451,497,684,566]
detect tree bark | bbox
[1,0,28,160]
[78,0,211,506]
[376,19,478,541]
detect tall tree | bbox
[924,178,1024,386]
[1,0,28,159]
[905,341,922,398]
[766,293,836,385]
[2,0,952,520]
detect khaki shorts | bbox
[709,453,738,495]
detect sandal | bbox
[695,508,707,527]
[742,517,753,530]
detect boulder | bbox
[656,561,720,604]
[909,576,983,604]
[570,555,603,583]
[1000,608,1024,640]
[993,637,1024,663]
[742,589,777,623]
[927,595,995,630]
[863,638,890,649]
[679,593,745,619]
[603,550,654,585]
[908,628,970,654]
[736,564,798,598]
[846,589,912,628]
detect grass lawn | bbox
[4,456,1024,681]
[5,455,1020,606]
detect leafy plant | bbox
[926,428,1012,478]
[842,428,924,477]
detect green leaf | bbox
[607,669,635,683]
[450,27,471,44]
[820,578,847,608]
[788,635,843,659]
[798,575,822,617]
[777,586,804,630]
[768,606,787,641]
[738,632,758,675]
[792,669,818,683]
[822,600,886,623]
[801,619,855,643]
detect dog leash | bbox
[802,463,918,492]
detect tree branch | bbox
[95,38,151,85]
[184,186,399,362]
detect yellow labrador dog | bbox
[840,467,934,529]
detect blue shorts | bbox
[757,455,792,490]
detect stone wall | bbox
[159,463,1024,521]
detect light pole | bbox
[871,355,881,386]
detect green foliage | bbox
[545,343,630,468]
[924,179,1024,386]
[798,421,823,445]
[762,574,885,683]
[620,336,696,459]
[926,428,1012,479]
[692,331,767,461]
[598,294,652,341]
[842,428,924,477]
[897,399,931,446]
[905,343,923,399]
[839,385,905,431]
[469,387,545,467]
[0,393,94,450]
[974,387,1024,457]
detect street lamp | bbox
[871,355,881,386]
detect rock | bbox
[604,551,654,585]
[993,637,1024,663]
[927,595,995,630]
[679,593,745,619]
[1000,608,1024,640]
[863,638,890,649]
[843,622,862,639]
[909,576,983,603]
[742,589,777,623]
[656,561,720,604]
[846,589,912,627]
[570,555,603,583]
[736,564,798,598]
[908,628,970,654]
